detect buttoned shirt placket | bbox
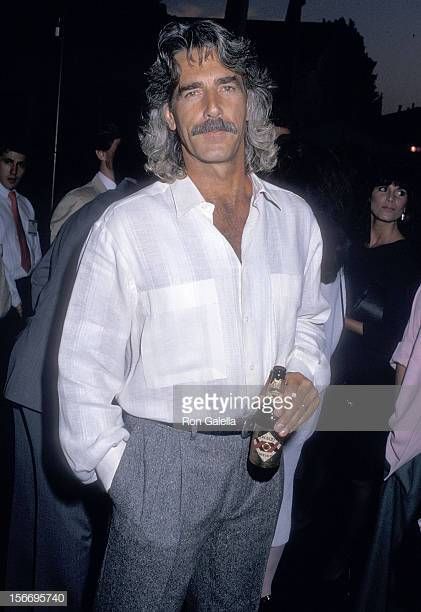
[196,186,264,388]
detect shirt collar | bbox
[250,174,282,211]
[169,176,208,217]
[96,171,116,191]
[169,173,281,217]
[0,182,13,198]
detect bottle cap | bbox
[272,366,286,380]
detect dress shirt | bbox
[97,171,116,191]
[0,250,11,317]
[0,182,41,306]
[387,284,421,476]
[58,174,330,489]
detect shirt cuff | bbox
[6,279,21,308]
[391,341,410,369]
[96,440,127,492]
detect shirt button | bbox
[244,316,249,323]
[249,364,255,371]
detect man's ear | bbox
[163,103,177,131]
[95,149,106,161]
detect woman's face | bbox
[370,182,408,223]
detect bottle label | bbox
[253,431,282,462]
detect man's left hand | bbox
[273,371,320,437]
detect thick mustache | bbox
[191,118,238,136]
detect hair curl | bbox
[140,20,278,182]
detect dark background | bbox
[1,1,420,248]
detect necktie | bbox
[9,190,31,273]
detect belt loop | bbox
[190,423,198,440]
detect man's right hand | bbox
[15,303,23,318]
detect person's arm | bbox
[24,197,42,266]
[33,226,42,266]
[390,284,421,381]
[3,265,21,312]
[0,256,11,317]
[395,363,407,385]
[345,317,363,335]
[277,218,330,435]
[285,218,331,390]
[362,278,418,360]
[58,219,138,489]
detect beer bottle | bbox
[248,365,288,469]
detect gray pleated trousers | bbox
[96,417,283,612]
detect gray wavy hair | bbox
[140,20,278,182]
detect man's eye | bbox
[397,189,407,197]
[221,85,236,92]
[377,186,387,192]
[184,90,199,98]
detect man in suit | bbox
[49,123,121,241]
[5,176,140,609]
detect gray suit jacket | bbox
[5,178,140,412]
[50,174,108,241]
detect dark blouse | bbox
[332,239,421,385]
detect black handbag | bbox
[351,283,385,322]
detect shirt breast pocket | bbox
[271,272,303,327]
[141,279,227,388]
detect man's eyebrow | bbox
[176,74,242,97]
[0,157,25,165]
[216,75,242,86]
[177,81,203,96]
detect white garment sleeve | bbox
[286,218,331,390]
[0,255,11,317]
[391,284,421,369]
[58,222,137,486]
[4,268,20,307]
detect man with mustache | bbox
[58,20,329,611]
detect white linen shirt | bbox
[58,174,330,489]
[0,182,42,306]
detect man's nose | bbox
[10,163,17,176]
[203,89,222,117]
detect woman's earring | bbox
[401,210,406,221]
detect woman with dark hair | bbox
[325,167,421,607]
[334,168,420,386]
